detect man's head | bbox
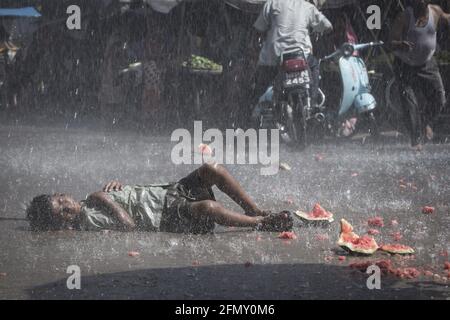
[409,0,430,11]
[26,193,81,231]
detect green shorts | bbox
[159,169,216,234]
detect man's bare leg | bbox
[189,200,263,227]
[198,163,266,216]
[189,200,293,231]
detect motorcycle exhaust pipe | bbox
[314,113,326,122]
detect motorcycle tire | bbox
[282,91,308,149]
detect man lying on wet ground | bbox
[26,163,293,233]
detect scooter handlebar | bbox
[353,41,384,51]
[320,41,385,62]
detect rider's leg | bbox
[307,55,320,108]
[418,58,446,141]
[394,58,422,147]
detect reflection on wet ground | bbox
[0,124,449,299]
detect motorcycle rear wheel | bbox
[281,91,308,149]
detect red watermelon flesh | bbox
[338,219,378,255]
[295,203,333,222]
[368,217,384,227]
[311,204,332,218]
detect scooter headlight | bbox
[342,43,354,57]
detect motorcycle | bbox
[253,41,384,147]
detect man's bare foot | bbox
[255,211,293,232]
[411,143,423,152]
[425,125,434,141]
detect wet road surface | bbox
[0,123,449,299]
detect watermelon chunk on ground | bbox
[380,244,415,255]
[295,203,334,222]
[368,217,384,227]
[338,219,378,255]
[422,206,435,214]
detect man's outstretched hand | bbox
[103,181,123,192]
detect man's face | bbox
[50,193,81,228]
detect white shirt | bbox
[254,0,332,66]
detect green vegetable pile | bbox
[182,55,223,72]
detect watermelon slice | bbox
[379,244,415,255]
[338,219,379,255]
[295,203,334,223]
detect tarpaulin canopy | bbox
[0,7,41,18]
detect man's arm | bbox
[254,0,272,33]
[431,5,450,27]
[388,11,414,51]
[309,6,333,35]
[86,191,136,230]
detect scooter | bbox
[319,41,384,138]
[252,41,384,146]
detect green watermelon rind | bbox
[379,244,415,255]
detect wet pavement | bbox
[0,123,449,299]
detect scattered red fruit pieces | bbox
[423,270,434,277]
[315,234,329,241]
[367,229,380,236]
[391,232,403,242]
[285,197,294,205]
[395,267,420,279]
[338,256,346,262]
[390,220,399,227]
[422,206,435,214]
[278,231,297,240]
[351,173,359,177]
[314,154,324,161]
[192,260,200,266]
[324,256,333,262]
[444,262,450,270]
[440,250,449,258]
[349,260,392,273]
[128,251,140,258]
[368,217,384,227]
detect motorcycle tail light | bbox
[283,58,307,72]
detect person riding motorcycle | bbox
[250,0,333,123]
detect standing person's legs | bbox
[394,59,422,148]
[307,55,320,107]
[417,58,446,141]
